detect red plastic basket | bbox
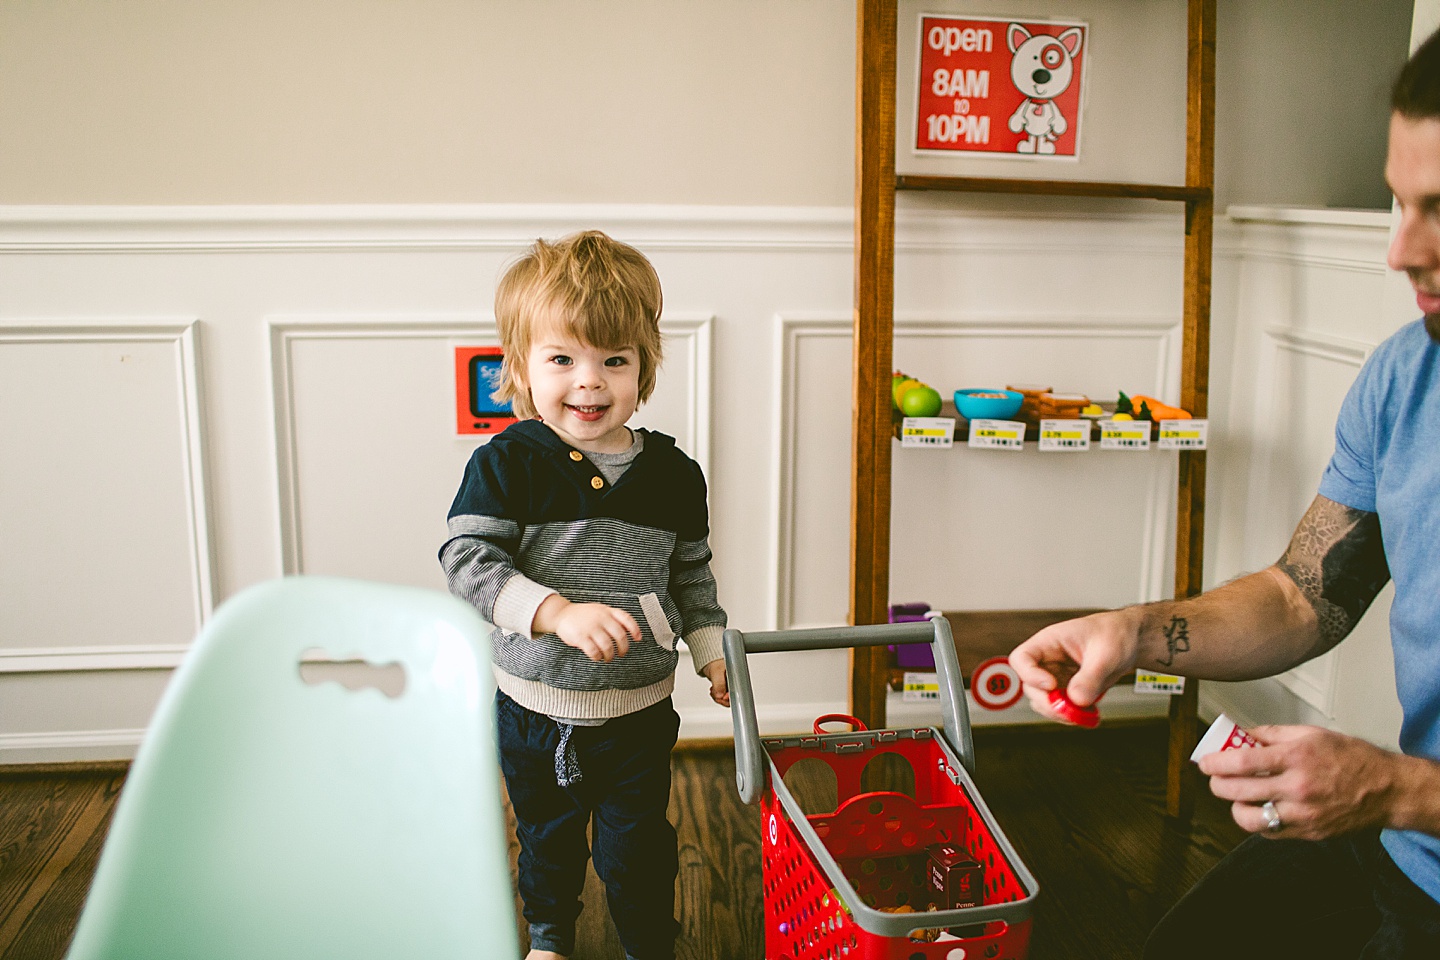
[726,620,1038,960]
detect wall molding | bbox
[771,313,1182,630]
[0,204,855,254]
[0,319,214,674]
[648,315,713,477]
[1227,206,1392,276]
[0,202,1366,264]
[268,313,712,575]
[0,646,187,674]
[0,727,146,764]
[0,203,1192,257]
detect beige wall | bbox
[1215,0,1412,209]
[0,0,855,205]
[0,0,1414,208]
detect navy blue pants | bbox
[1144,830,1440,959]
[496,691,681,960]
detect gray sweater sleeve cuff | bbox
[492,575,558,639]
[684,624,726,674]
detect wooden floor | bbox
[0,721,1244,960]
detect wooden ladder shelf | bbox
[849,0,1216,819]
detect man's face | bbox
[1386,113,1440,341]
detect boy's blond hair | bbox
[494,230,664,420]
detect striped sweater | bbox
[440,420,726,720]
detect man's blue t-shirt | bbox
[1318,318,1440,902]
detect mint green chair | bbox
[67,576,518,960]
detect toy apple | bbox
[892,376,921,408]
[899,384,943,418]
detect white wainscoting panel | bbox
[0,320,212,673]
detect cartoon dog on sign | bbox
[1005,23,1084,154]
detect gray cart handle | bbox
[723,617,974,805]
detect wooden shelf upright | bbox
[849,0,1216,818]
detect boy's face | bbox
[524,324,640,453]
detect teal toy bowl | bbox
[954,388,1024,421]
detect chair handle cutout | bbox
[298,648,407,698]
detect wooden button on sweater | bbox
[590,476,604,489]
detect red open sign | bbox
[914,15,1088,159]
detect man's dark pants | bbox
[1144,829,1440,958]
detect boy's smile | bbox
[525,327,640,454]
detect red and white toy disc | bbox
[971,656,1023,710]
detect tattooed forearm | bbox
[1158,616,1190,667]
[1277,496,1390,651]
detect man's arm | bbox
[1012,494,1427,840]
[1274,494,1390,654]
[1130,494,1392,679]
[1012,495,1391,706]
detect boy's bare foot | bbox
[525,951,566,960]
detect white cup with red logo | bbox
[1190,713,1259,763]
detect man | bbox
[1009,29,1440,959]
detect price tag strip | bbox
[1038,418,1091,452]
[901,416,956,449]
[1157,419,1209,450]
[1099,419,1152,450]
[967,418,1026,450]
[902,671,940,702]
[1134,671,1186,695]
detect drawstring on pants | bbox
[554,722,583,787]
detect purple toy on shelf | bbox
[888,602,937,669]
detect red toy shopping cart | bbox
[724,618,1038,960]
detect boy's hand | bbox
[534,595,638,662]
[701,659,730,707]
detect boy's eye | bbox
[549,354,572,366]
[604,356,630,367]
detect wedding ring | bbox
[1261,800,1282,832]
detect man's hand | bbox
[1009,607,1144,720]
[533,595,639,663]
[1199,725,1414,840]
[700,659,730,707]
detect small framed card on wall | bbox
[454,345,516,436]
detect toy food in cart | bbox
[1047,688,1101,728]
[877,904,941,942]
[928,842,985,910]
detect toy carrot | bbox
[1131,395,1191,420]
